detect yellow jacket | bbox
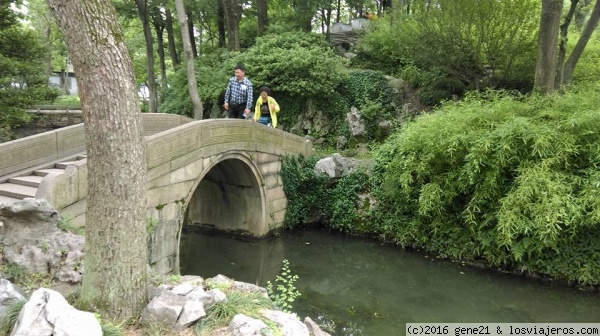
[254,96,281,127]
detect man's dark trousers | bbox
[228,103,246,119]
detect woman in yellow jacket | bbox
[253,86,280,127]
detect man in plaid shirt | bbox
[223,64,253,119]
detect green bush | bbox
[280,154,370,232]
[355,0,538,104]
[0,20,60,140]
[160,31,348,124]
[371,87,600,284]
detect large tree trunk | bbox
[562,0,600,85]
[257,0,268,36]
[165,8,180,68]
[534,0,563,94]
[46,0,148,320]
[175,0,204,119]
[222,0,242,51]
[154,19,168,90]
[217,0,226,48]
[555,0,579,89]
[135,0,158,112]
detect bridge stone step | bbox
[33,168,67,177]
[55,161,80,169]
[9,175,44,188]
[0,183,37,199]
[0,194,20,203]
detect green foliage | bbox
[57,216,84,235]
[371,87,600,284]
[194,290,272,334]
[98,317,125,336]
[355,0,539,105]
[0,12,60,141]
[329,171,371,232]
[160,30,348,123]
[280,154,371,232]
[0,263,26,283]
[235,31,348,98]
[0,299,25,336]
[35,95,81,110]
[145,218,158,234]
[280,155,330,227]
[266,259,300,313]
[571,33,600,86]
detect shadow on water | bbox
[180,228,600,336]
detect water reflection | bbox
[180,229,600,336]
[180,229,284,286]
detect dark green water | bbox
[180,229,600,335]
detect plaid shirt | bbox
[225,76,253,110]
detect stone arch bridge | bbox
[0,114,312,274]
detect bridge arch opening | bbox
[184,155,266,236]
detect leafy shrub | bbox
[280,154,371,232]
[0,22,60,139]
[160,30,348,125]
[355,0,539,104]
[266,259,300,312]
[371,87,600,284]
[280,155,330,227]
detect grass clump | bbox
[57,216,84,236]
[194,289,273,335]
[0,300,25,336]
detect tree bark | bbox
[186,10,198,58]
[175,0,204,119]
[165,8,180,69]
[534,0,563,94]
[154,18,168,90]
[46,0,148,320]
[556,0,579,89]
[135,0,158,112]
[562,0,600,85]
[217,0,226,48]
[257,0,268,36]
[222,0,242,51]
[44,26,52,75]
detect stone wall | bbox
[26,110,83,128]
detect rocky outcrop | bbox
[314,153,360,179]
[141,274,329,335]
[0,199,84,283]
[10,287,102,336]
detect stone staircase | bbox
[0,154,86,203]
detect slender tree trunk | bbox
[534,0,563,94]
[186,10,198,58]
[222,0,242,51]
[44,26,52,75]
[165,8,180,68]
[336,0,341,22]
[46,0,147,320]
[257,0,268,36]
[154,20,168,90]
[217,0,226,48]
[135,0,158,112]
[562,0,600,85]
[175,0,204,119]
[556,0,579,89]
